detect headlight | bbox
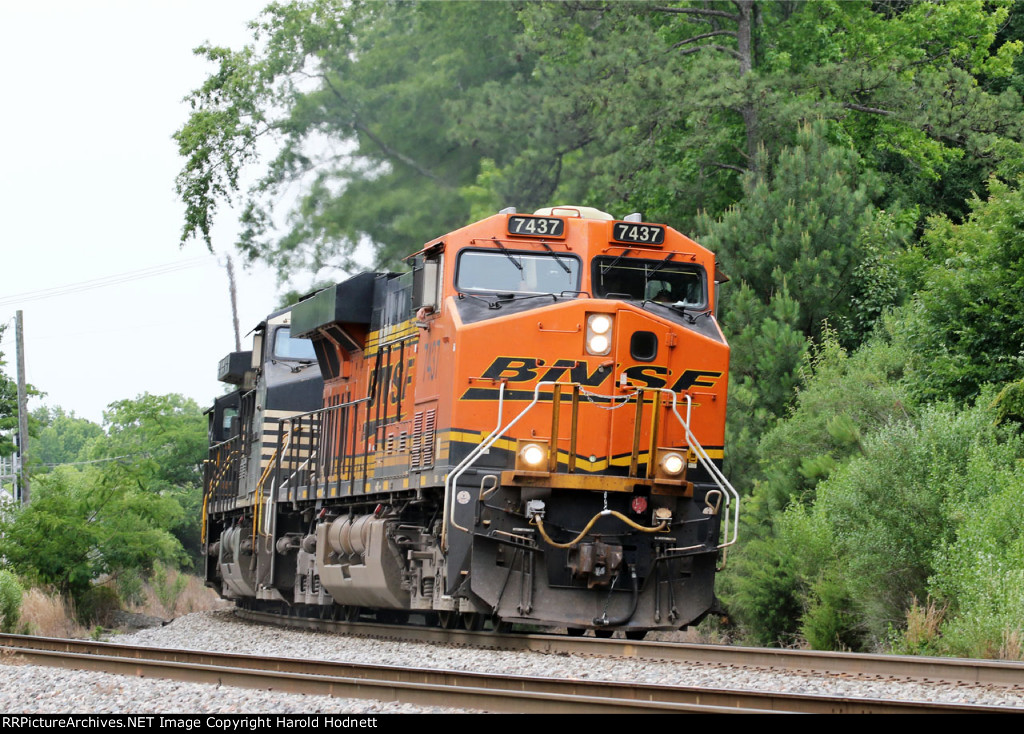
[586,313,613,356]
[588,334,610,354]
[520,443,547,467]
[589,314,612,335]
[659,452,685,476]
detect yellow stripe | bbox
[447,428,724,469]
[365,322,418,355]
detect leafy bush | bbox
[0,465,187,605]
[889,597,947,657]
[719,534,805,647]
[757,323,913,514]
[926,432,1024,659]
[801,572,860,652]
[0,570,23,633]
[75,585,120,626]
[902,181,1024,402]
[721,325,913,645]
[116,569,146,608]
[993,379,1024,427]
[152,562,188,615]
[769,394,1024,653]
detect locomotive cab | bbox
[203,307,323,599]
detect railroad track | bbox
[240,608,1024,688]
[0,633,1017,714]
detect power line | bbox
[0,256,216,308]
[41,452,146,468]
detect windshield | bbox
[456,250,580,295]
[273,326,316,360]
[592,256,706,308]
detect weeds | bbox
[1000,628,1023,661]
[15,573,224,639]
[890,596,946,655]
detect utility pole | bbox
[15,310,29,504]
[225,256,241,353]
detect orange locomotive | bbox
[203,205,738,636]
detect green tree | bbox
[86,394,207,566]
[95,394,206,490]
[0,394,208,598]
[700,123,899,338]
[725,178,1024,650]
[722,324,914,644]
[454,1,1024,235]
[176,2,1023,280]
[720,283,807,490]
[901,179,1024,402]
[699,123,908,488]
[175,0,527,273]
[0,465,186,603]
[31,406,104,469]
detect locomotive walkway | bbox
[1,631,1020,714]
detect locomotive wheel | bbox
[461,613,483,631]
[344,606,361,622]
[624,630,648,641]
[566,627,586,637]
[594,629,615,638]
[437,611,459,630]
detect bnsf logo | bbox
[473,356,721,392]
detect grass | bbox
[20,588,89,638]
[16,573,228,639]
[131,567,227,619]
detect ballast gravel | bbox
[2,609,1023,713]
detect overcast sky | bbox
[0,1,320,424]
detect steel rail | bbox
[235,609,1024,689]
[0,634,1016,714]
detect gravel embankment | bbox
[2,610,1023,713]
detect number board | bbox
[507,215,565,238]
[612,222,665,246]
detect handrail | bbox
[442,381,739,552]
[253,427,289,544]
[201,447,240,543]
[287,396,372,422]
[442,383,507,551]
[277,396,371,496]
[659,390,740,550]
[443,379,623,548]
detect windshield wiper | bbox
[496,292,559,304]
[458,292,505,310]
[635,253,680,310]
[644,253,675,283]
[270,358,316,372]
[538,241,572,273]
[489,237,523,272]
[600,248,633,275]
